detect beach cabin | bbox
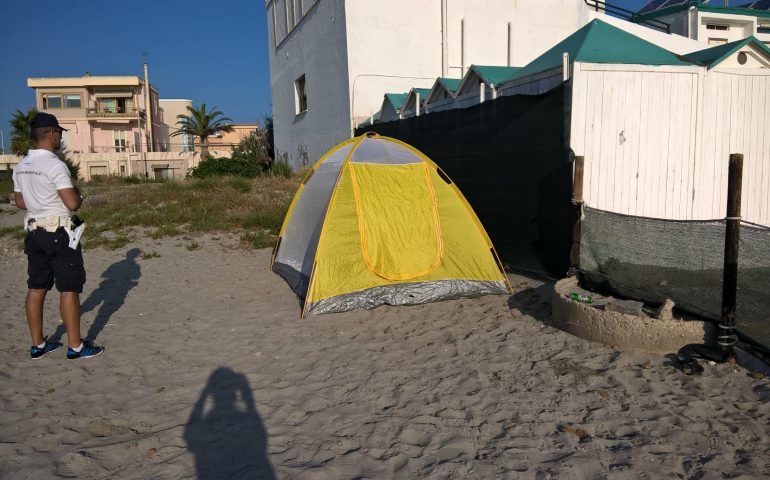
[377,93,408,123]
[400,88,432,118]
[424,77,462,113]
[454,65,522,109]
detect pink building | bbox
[27,75,163,154]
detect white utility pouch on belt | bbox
[44,216,60,232]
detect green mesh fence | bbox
[579,206,770,350]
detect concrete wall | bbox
[552,277,714,354]
[1,152,201,182]
[345,0,588,126]
[267,0,351,167]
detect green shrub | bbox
[233,132,271,172]
[187,155,260,179]
[270,159,293,178]
[0,178,12,196]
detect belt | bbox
[27,216,72,232]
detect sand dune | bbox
[1,225,769,479]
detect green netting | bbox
[579,206,770,349]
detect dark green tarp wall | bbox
[357,86,573,278]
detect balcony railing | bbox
[86,108,138,118]
[89,145,137,153]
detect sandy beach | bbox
[1,207,769,479]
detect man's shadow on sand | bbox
[50,248,141,343]
[184,367,276,479]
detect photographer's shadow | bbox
[50,248,141,343]
[184,367,276,479]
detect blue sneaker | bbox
[67,340,104,360]
[30,338,63,359]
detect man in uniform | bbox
[12,112,104,359]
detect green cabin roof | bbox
[469,66,522,87]
[509,19,691,82]
[411,88,431,103]
[384,93,408,110]
[683,36,770,68]
[437,77,462,94]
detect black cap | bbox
[30,112,68,131]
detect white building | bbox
[265,0,598,167]
[634,0,770,47]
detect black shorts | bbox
[24,228,86,293]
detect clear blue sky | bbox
[0,0,649,143]
[0,0,271,136]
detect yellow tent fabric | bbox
[272,133,511,316]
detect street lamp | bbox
[0,129,5,154]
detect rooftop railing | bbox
[584,0,672,33]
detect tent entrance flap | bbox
[350,162,442,281]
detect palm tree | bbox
[171,104,234,159]
[10,108,37,155]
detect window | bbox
[709,38,728,46]
[120,165,126,175]
[99,98,117,113]
[295,74,307,114]
[271,0,319,46]
[43,95,61,109]
[42,93,81,109]
[94,95,134,115]
[706,24,729,31]
[114,130,127,152]
[64,94,81,108]
[182,133,194,152]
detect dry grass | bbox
[0,175,300,250]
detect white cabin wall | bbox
[570,62,770,226]
[702,71,770,226]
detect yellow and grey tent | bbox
[271,133,512,316]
